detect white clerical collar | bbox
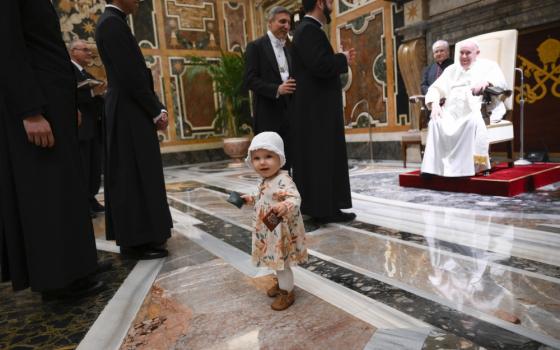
[71,60,84,72]
[304,15,323,28]
[105,4,125,14]
[267,31,285,48]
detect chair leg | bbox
[507,140,514,167]
[402,142,407,168]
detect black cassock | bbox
[73,65,103,205]
[0,0,97,291]
[290,17,352,219]
[243,34,293,167]
[95,6,172,247]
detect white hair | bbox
[432,40,449,52]
[459,39,480,51]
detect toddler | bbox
[242,132,308,311]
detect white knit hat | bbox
[245,131,286,169]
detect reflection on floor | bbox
[2,160,559,350]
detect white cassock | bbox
[421,59,507,177]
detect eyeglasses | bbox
[73,48,92,52]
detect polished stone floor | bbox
[2,160,559,350]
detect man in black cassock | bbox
[69,39,105,218]
[291,0,357,224]
[0,0,104,298]
[96,0,172,259]
[243,6,295,170]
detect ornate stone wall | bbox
[54,0,252,152]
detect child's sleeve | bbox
[276,175,301,215]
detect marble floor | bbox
[3,160,559,350]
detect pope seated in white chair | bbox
[421,40,508,177]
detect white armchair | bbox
[416,30,518,165]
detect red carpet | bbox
[399,163,560,196]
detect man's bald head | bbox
[458,40,480,69]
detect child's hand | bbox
[241,194,254,205]
[272,202,288,217]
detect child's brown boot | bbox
[267,277,280,297]
[271,289,295,311]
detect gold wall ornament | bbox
[516,38,560,104]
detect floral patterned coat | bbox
[250,171,308,270]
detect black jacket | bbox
[73,64,104,140]
[243,34,293,134]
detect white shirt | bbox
[267,31,289,83]
[304,15,323,28]
[105,4,125,14]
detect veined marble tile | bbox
[306,229,560,344]
[146,258,376,349]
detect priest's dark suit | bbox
[0,0,98,291]
[290,16,352,219]
[95,6,172,248]
[73,65,103,209]
[244,34,293,168]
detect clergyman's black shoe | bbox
[316,211,357,224]
[303,218,320,232]
[90,200,105,213]
[120,247,168,260]
[42,278,105,301]
[93,260,112,275]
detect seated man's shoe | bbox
[120,246,168,260]
[420,172,434,179]
[90,200,105,213]
[42,277,105,301]
[316,211,356,224]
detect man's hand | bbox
[277,78,296,96]
[23,114,55,148]
[430,102,443,120]
[155,111,168,131]
[342,47,356,65]
[471,81,490,96]
[77,110,82,127]
[92,81,107,96]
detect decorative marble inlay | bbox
[0,252,136,350]
[131,0,158,48]
[164,0,219,50]
[222,1,248,52]
[169,57,221,140]
[339,11,388,128]
[338,0,375,16]
[404,0,422,26]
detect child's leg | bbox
[276,265,293,292]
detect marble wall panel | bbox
[223,1,248,52]
[163,0,220,50]
[131,0,158,48]
[338,0,376,16]
[339,11,388,128]
[169,57,221,140]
